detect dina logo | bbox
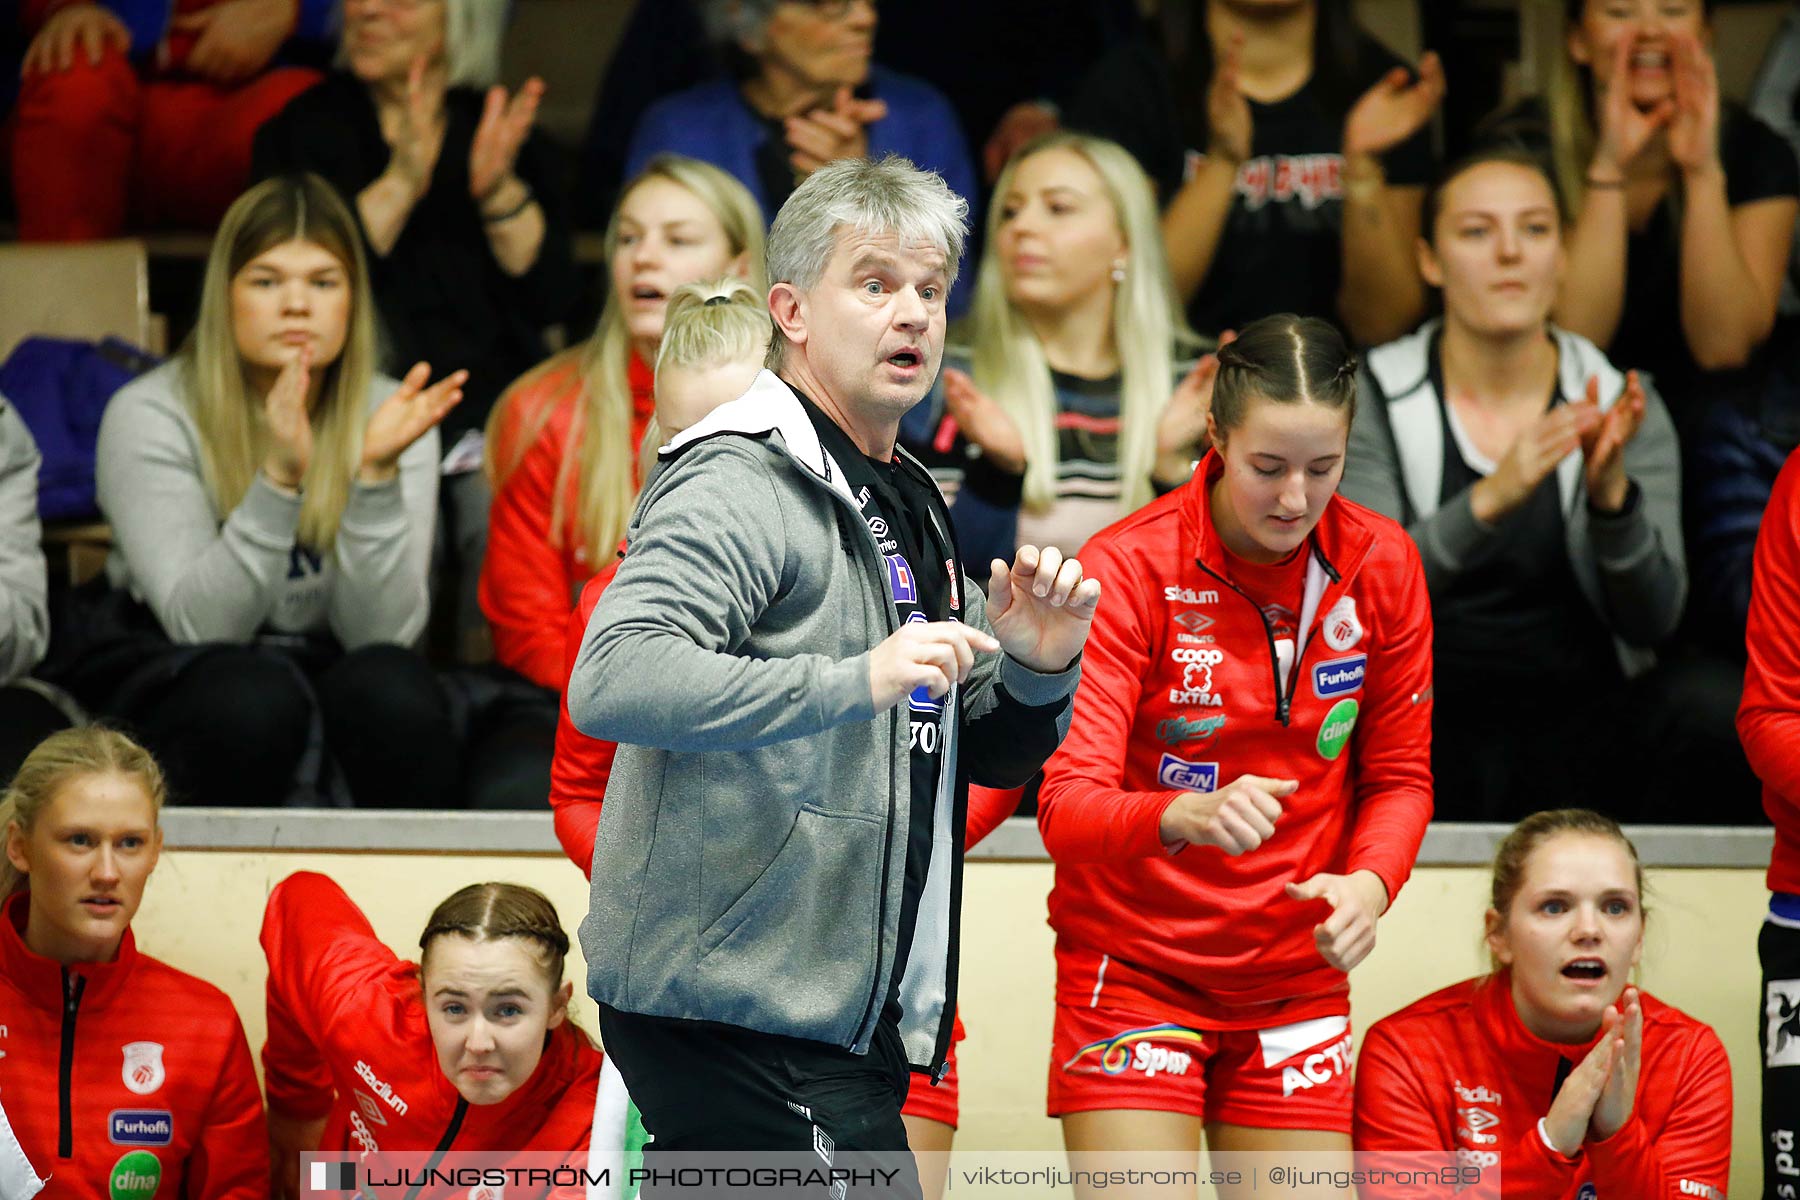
[109,1151,161,1200]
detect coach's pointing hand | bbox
[987,544,1101,673]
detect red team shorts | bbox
[1047,1002,1354,1133]
[901,1011,964,1128]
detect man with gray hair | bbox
[571,155,1101,1186]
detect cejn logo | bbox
[1157,754,1217,792]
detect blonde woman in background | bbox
[1480,0,1797,434]
[0,727,267,1199]
[481,155,765,691]
[89,174,466,811]
[900,132,1216,570]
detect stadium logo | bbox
[1156,755,1217,792]
[355,1060,408,1116]
[1312,654,1365,699]
[1063,1024,1205,1076]
[1163,587,1219,605]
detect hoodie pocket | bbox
[696,805,885,1022]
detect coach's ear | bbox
[1483,907,1512,968]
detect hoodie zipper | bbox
[1194,547,1342,728]
[59,968,86,1159]
[399,1099,468,1200]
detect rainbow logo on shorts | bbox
[1062,1024,1207,1075]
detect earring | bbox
[1111,262,1126,284]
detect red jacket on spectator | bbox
[482,352,655,691]
[1741,446,1800,894]
[260,872,603,1155]
[551,559,1023,873]
[0,891,267,1200]
[1354,974,1731,1199]
[1036,451,1434,1029]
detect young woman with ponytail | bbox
[1034,314,1434,1197]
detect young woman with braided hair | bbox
[260,874,605,1199]
[1035,313,1433,1198]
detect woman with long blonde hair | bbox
[91,173,466,810]
[481,154,764,690]
[901,132,1209,568]
[0,727,267,1199]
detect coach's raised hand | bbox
[986,545,1101,673]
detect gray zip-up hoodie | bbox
[97,361,438,648]
[570,370,1081,1071]
[1340,320,1686,678]
[0,396,49,684]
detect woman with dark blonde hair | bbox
[0,727,267,1199]
[260,871,606,1199]
[481,155,764,691]
[90,173,467,809]
[1355,809,1731,1198]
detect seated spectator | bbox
[1479,0,1799,436]
[12,0,327,240]
[1749,0,1800,315]
[0,396,70,782]
[0,727,268,1195]
[253,0,581,657]
[481,157,764,692]
[1065,0,1442,345]
[623,0,978,285]
[899,132,1205,568]
[1355,809,1731,1198]
[1741,440,1800,1199]
[260,871,606,1199]
[1338,147,1758,824]
[86,174,468,810]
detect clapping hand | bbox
[470,76,545,204]
[984,545,1101,673]
[359,362,466,483]
[1156,330,1234,476]
[1576,372,1646,513]
[941,368,1026,474]
[1588,987,1643,1140]
[1207,34,1253,166]
[1342,51,1445,158]
[262,346,313,489]
[384,55,447,199]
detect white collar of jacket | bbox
[660,368,861,507]
[1363,318,1625,522]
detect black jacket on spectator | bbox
[1479,98,1800,437]
[1065,28,1433,338]
[253,73,581,438]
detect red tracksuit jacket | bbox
[1354,974,1731,1199]
[260,873,604,1157]
[1037,452,1434,1028]
[1741,445,1800,893]
[0,891,267,1200]
[481,353,655,691]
